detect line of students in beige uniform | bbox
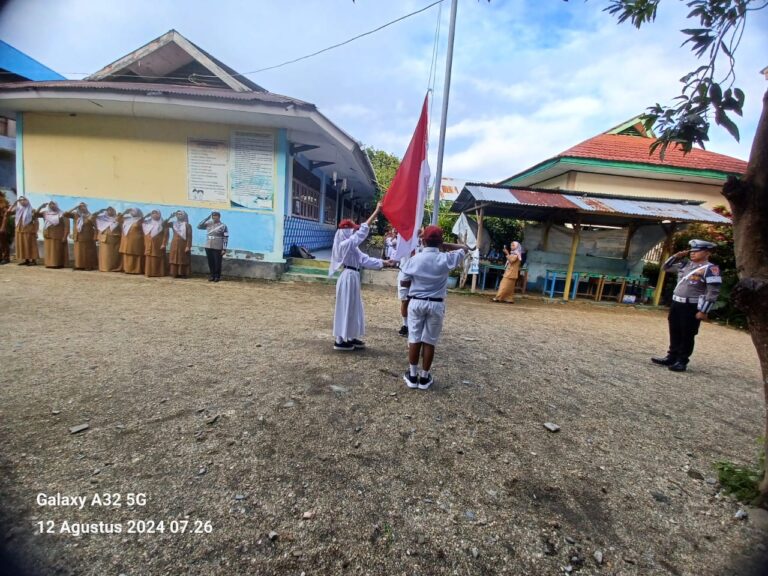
[3,198,198,279]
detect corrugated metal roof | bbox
[455,184,730,225]
[0,80,313,108]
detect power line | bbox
[37,0,445,80]
[241,0,445,75]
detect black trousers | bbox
[667,301,700,364]
[205,248,223,278]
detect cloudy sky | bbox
[1,0,766,182]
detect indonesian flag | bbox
[381,93,430,261]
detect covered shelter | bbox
[450,183,730,304]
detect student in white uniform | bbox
[396,229,424,337]
[329,202,396,351]
[399,225,468,389]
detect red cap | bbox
[422,225,443,243]
[338,219,360,230]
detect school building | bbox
[0,30,377,278]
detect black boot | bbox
[651,355,676,366]
[668,361,688,372]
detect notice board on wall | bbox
[187,138,229,203]
[229,131,275,210]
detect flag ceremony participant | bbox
[198,211,228,282]
[120,208,145,274]
[93,207,122,272]
[37,201,69,268]
[329,202,396,351]
[6,196,38,265]
[381,95,431,340]
[0,191,10,264]
[651,239,722,372]
[168,210,192,278]
[399,225,468,390]
[63,202,97,271]
[143,209,168,278]
[492,241,522,303]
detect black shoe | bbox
[668,361,688,372]
[403,372,419,389]
[651,356,676,366]
[418,373,434,390]
[349,338,366,350]
[334,341,355,351]
[398,325,408,337]
[213,277,220,282]
[28,261,36,266]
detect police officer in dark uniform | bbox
[651,239,722,372]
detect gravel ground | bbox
[0,264,766,576]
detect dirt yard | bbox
[0,264,766,576]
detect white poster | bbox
[230,131,275,210]
[187,139,229,202]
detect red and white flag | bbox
[381,94,430,261]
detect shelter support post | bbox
[470,207,484,293]
[562,220,581,301]
[542,218,553,251]
[623,223,638,260]
[653,223,677,306]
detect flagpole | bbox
[430,0,458,225]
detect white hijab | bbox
[172,211,188,240]
[42,203,63,230]
[15,198,33,227]
[328,228,355,277]
[122,208,143,236]
[96,210,118,233]
[142,213,164,238]
[75,206,90,232]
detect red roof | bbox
[560,133,747,175]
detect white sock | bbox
[420,369,430,378]
[409,364,419,377]
[402,317,408,326]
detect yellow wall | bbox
[23,112,276,210]
[572,172,726,208]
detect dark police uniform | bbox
[652,240,721,371]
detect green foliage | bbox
[366,147,401,234]
[484,217,523,249]
[365,147,401,201]
[604,0,762,157]
[715,439,766,504]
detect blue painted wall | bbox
[23,193,275,257]
[283,216,335,255]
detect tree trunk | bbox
[722,89,768,506]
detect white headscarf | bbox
[96,210,118,233]
[122,208,143,236]
[15,197,33,227]
[509,241,522,259]
[172,211,188,240]
[328,228,356,277]
[75,205,90,232]
[142,212,164,238]
[42,202,63,230]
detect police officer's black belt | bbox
[410,296,444,302]
[343,266,360,271]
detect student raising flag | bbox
[381,93,430,261]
